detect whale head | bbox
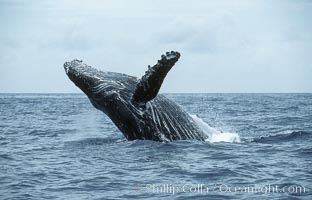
[64,59,135,107]
[64,59,144,139]
[64,59,97,96]
[64,59,140,127]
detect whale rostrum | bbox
[64,51,208,142]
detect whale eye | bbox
[94,92,102,100]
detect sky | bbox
[0,0,311,93]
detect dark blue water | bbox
[0,93,311,199]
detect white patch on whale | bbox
[190,114,241,143]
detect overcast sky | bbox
[0,0,311,93]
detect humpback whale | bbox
[64,51,208,142]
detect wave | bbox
[252,131,311,144]
[190,114,241,143]
[66,137,122,146]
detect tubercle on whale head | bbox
[63,59,111,100]
[63,59,127,112]
[64,59,94,97]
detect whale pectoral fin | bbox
[131,51,181,106]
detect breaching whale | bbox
[64,51,208,142]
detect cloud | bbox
[0,0,311,92]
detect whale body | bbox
[64,51,208,142]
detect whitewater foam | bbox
[190,114,240,143]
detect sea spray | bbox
[190,114,240,143]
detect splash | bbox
[190,114,240,143]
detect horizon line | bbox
[0,92,311,94]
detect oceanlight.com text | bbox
[138,183,306,195]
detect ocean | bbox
[0,93,311,199]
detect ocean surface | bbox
[0,93,311,199]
